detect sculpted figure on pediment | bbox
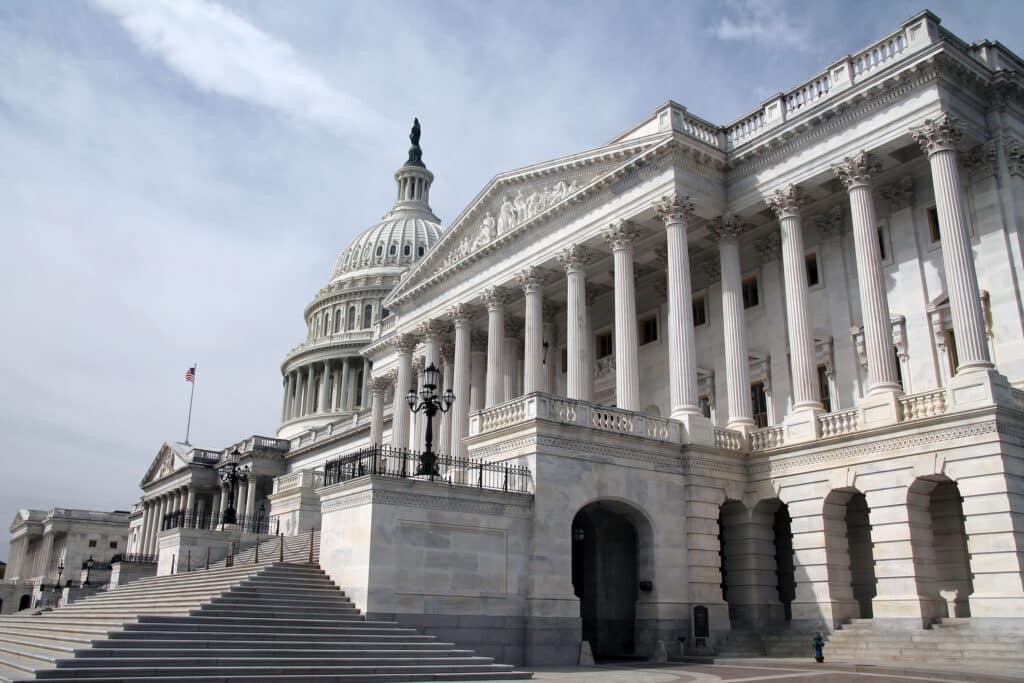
[497,196,517,234]
[513,190,528,224]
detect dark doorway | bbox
[773,503,796,622]
[572,502,639,659]
[18,594,31,611]
[847,493,877,618]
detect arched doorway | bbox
[909,477,973,617]
[18,594,31,611]
[824,489,877,621]
[571,500,651,660]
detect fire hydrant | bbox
[812,632,825,663]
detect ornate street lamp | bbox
[406,362,455,478]
[84,556,94,586]
[56,560,64,587]
[220,448,250,526]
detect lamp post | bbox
[56,560,64,587]
[406,362,455,478]
[84,556,94,587]
[220,448,250,526]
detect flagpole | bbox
[185,362,197,445]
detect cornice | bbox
[320,485,533,517]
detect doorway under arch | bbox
[909,477,974,618]
[571,500,652,660]
[18,594,31,611]
[824,489,877,620]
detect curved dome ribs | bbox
[278,120,444,438]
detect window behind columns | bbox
[596,332,613,359]
[750,382,768,428]
[927,207,942,243]
[945,329,960,376]
[692,295,707,327]
[640,315,659,344]
[894,346,904,390]
[698,395,712,419]
[742,275,760,309]
[817,364,831,412]
[805,251,820,287]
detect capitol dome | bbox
[278,119,443,439]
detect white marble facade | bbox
[60,9,1024,668]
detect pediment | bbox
[140,442,189,488]
[386,135,668,304]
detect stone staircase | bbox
[716,628,814,658]
[825,617,1024,670]
[0,534,530,681]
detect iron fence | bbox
[323,445,530,494]
[161,510,276,535]
[110,552,158,565]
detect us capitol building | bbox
[8,11,1024,669]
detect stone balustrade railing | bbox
[899,388,948,422]
[273,469,325,495]
[714,428,745,452]
[287,329,375,356]
[818,407,860,438]
[469,393,681,444]
[750,425,785,451]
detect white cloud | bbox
[90,0,386,138]
[710,0,812,50]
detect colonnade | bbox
[369,113,993,455]
[281,356,371,422]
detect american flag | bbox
[185,366,196,383]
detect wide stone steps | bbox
[0,551,530,682]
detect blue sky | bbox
[1,0,1022,561]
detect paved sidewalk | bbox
[460,659,1022,683]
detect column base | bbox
[674,412,714,447]
[725,418,756,441]
[947,367,1013,410]
[783,405,824,444]
[858,389,901,428]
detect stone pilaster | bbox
[605,220,641,411]
[304,364,317,416]
[503,317,523,401]
[518,267,545,395]
[655,194,700,417]
[912,115,993,373]
[766,185,823,438]
[317,361,331,413]
[834,152,901,398]
[470,331,488,412]
[391,334,416,449]
[483,287,507,407]
[368,374,391,446]
[559,245,592,401]
[439,348,454,456]
[708,215,754,433]
[339,358,351,412]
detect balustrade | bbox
[899,388,948,421]
[713,427,744,451]
[818,408,860,438]
[750,425,785,451]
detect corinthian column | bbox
[368,374,390,446]
[605,220,641,411]
[656,194,700,416]
[391,335,416,449]
[419,320,443,370]
[767,185,822,412]
[304,364,316,416]
[834,152,901,395]
[912,115,993,372]
[709,216,755,431]
[470,331,487,411]
[483,288,507,407]
[449,304,473,458]
[439,346,454,456]
[317,361,331,413]
[559,245,592,400]
[519,267,545,395]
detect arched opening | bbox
[362,304,373,329]
[417,245,425,257]
[18,594,31,611]
[909,477,974,618]
[770,501,796,622]
[572,500,652,660]
[824,489,877,622]
[347,306,356,330]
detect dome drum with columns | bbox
[277,131,443,438]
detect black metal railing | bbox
[323,445,531,494]
[161,510,276,535]
[110,552,158,565]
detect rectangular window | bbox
[692,295,707,326]
[698,395,712,419]
[561,348,568,374]
[88,540,97,548]
[817,364,831,412]
[596,332,613,359]
[109,541,118,549]
[742,276,759,309]
[640,316,658,345]
[945,328,959,376]
[927,207,941,243]
[751,381,768,428]
[877,226,888,261]
[894,347,904,390]
[805,252,820,287]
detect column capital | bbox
[604,219,640,250]
[765,184,805,219]
[505,316,524,338]
[448,303,474,326]
[558,245,592,274]
[833,151,883,190]
[655,193,695,225]
[416,319,448,341]
[516,266,546,293]
[481,286,509,310]
[814,205,846,239]
[393,333,418,355]
[412,356,425,375]
[440,343,455,365]
[696,254,720,282]
[911,114,963,157]
[471,330,489,352]
[755,233,782,262]
[707,215,747,243]
[369,374,392,393]
[880,177,915,213]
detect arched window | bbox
[324,312,331,334]
[417,245,425,257]
[389,244,397,256]
[347,306,356,330]
[362,304,373,328]
[403,244,411,256]
[334,310,341,333]
[375,245,383,257]
[314,315,321,338]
